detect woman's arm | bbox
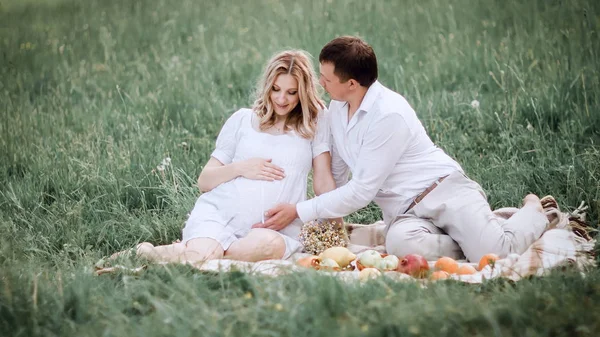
[312,152,344,226]
[197,157,285,193]
[197,158,238,192]
[312,152,336,196]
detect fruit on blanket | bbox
[456,264,477,275]
[430,270,450,281]
[434,257,459,274]
[359,268,382,281]
[319,247,356,268]
[317,257,341,271]
[358,250,383,268]
[381,255,400,271]
[296,255,320,269]
[397,254,429,278]
[477,253,499,271]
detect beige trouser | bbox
[385,171,549,262]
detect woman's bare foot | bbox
[523,194,543,212]
[109,242,155,260]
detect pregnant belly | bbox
[235,179,284,221]
[237,172,307,218]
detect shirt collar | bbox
[355,80,383,114]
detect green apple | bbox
[359,250,382,268]
[381,255,400,270]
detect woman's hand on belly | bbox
[237,158,286,181]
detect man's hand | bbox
[252,203,298,231]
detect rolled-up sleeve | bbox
[211,109,246,165]
[296,113,412,222]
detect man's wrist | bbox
[296,200,318,223]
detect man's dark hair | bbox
[319,36,378,87]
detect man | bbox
[253,36,548,262]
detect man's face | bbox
[319,62,349,101]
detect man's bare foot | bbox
[540,195,563,228]
[540,195,559,210]
[523,194,543,212]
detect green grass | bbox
[1,0,600,335]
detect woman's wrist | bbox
[231,161,243,178]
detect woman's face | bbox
[270,73,299,118]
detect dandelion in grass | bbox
[156,157,171,179]
[471,100,480,109]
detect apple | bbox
[358,250,382,268]
[381,255,400,271]
[359,268,382,282]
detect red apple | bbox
[397,254,429,278]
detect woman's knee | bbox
[184,238,224,261]
[226,229,286,261]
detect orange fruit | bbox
[434,256,459,274]
[477,253,500,271]
[456,264,477,275]
[430,270,450,280]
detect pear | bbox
[319,247,357,268]
[318,257,341,271]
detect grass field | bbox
[1,0,600,336]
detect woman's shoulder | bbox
[222,108,254,127]
[229,108,253,120]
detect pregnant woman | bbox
[113,50,336,264]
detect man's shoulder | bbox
[373,85,414,117]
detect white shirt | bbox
[296,81,462,225]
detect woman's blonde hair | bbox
[252,50,324,139]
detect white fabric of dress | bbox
[182,108,329,258]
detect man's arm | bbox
[252,152,340,231]
[296,113,411,222]
[256,113,412,229]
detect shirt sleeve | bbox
[296,113,412,222]
[210,109,247,165]
[311,108,330,158]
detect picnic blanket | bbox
[96,197,596,283]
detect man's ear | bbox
[348,79,359,90]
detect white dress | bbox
[182,108,330,258]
